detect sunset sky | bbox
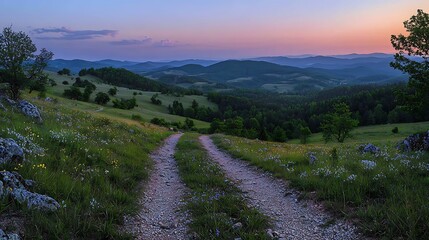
[1,0,428,61]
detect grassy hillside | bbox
[46,71,215,128]
[0,94,170,238]
[288,121,429,144]
[212,121,429,239]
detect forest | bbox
[79,67,203,96]
[205,84,426,141]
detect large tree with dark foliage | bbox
[391,9,429,115]
[0,27,53,99]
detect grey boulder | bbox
[0,171,60,212]
[0,138,24,164]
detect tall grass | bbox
[0,97,169,239]
[175,133,270,239]
[212,134,429,239]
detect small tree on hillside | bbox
[57,68,71,75]
[94,92,110,105]
[391,9,429,115]
[0,27,53,99]
[63,86,83,100]
[150,93,162,105]
[300,126,312,144]
[321,102,359,143]
[107,87,117,96]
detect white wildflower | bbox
[361,160,376,170]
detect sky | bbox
[1,0,428,61]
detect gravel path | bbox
[199,135,361,240]
[124,133,189,240]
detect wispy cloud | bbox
[153,39,180,48]
[31,27,117,40]
[109,38,182,48]
[109,38,152,45]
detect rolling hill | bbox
[148,59,405,93]
[47,54,406,93]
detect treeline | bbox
[79,67,202,95]
[207,84,426,141]
[167,100,218,122]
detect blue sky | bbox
[1,0,428,61]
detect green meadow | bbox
[0,95,170,239]
[212,126,429,239]
[45,71,215,128]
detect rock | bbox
[0,138,24,164]
[44,97,53,102]
[0,229,20,240]
[272,230,280,237]
[308,152,317,165]
[12,188,60,211]
[359,143,380,154]
[0,171,60,211]
[266,229,274,238]
[0,102,5,111]
[4,98,15,105]
[159,221,170,229]
[232,222,243,231]
[17,100,42,122]
[397,131,429,152]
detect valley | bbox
[1,4,428,240]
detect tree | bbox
[57,68,71,75]
[184,118,195,129]
[94,92,110,105]
[82,85,94,102]
[0,27,53,99]
[300,126,312,144]
[63,86,83,100]
[112,97,137,110]
[391,9,429,115]
[321,102,359,143]
[272,126,287,142]
[108,87,117,96]
[150,93,162,105]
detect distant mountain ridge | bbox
[47,53,405,93]
[47,59,217,74]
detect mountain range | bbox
[47,53,405,93]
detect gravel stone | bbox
[200,135,362,240]
[123,134,189,239]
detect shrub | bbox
[62,81,69,85]
[150,93,162,105]
[57,68,71,75]
[108,87,117,96]
[112,98,137,110]
[94,92,110,105]
[63,86,82,100]
[81,85,94,102]
[131,114,143,121]
[392,127,399,134]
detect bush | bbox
[62,81,69,85]
[82,85,94,102]
[112,98,137,110]
[131,114,143,121]
[63,86,82,100]
[94,92,110,105]
[150,93,162,105]
[392,127,399,134]
[108,87,117,96]
[150,117,169,127]
[57,68,71,75]
[72,77,96,90]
